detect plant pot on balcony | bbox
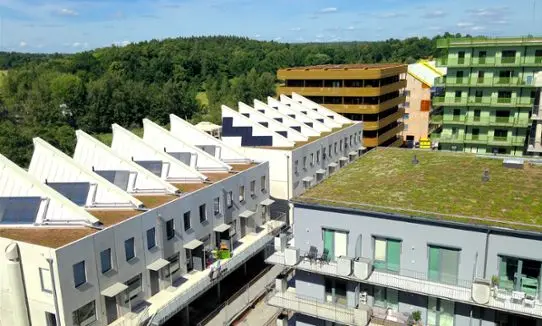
[275,274,288,293]
[274,233,287,252]
[353,257,373,280]
[276,313,288,326]
[284,247,300,266]
[471,278,491,304]
[337,256,353,276]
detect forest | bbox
[0,34,461,167]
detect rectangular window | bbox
[322,228,349,262]
[166,219,175,240]
[536,49,542,63]
[72,301,96,326]
[100,248,112,274]
[316,150,320,163]
[226,191,233,208]
[73,261,86,288]
[239,185,245,202]
[458,51,465,64]
[502,50,516,63]
[498,255,541,295]
[428,246,460,285]
[294,160,299,174]
[322,148,327,160]
[310,153,314,166]
[213,197,221,215]
[199,204,207,223]
[124,274,142,304]
[373,238,401,273]
[329,145,332,157]
[165,254,181,280]
[261,175,266,192]
[374,286,399,311]
[250,180,256,197]
[303,156,307,170]
[147,227,156,249]
[125,237,135,261]
[428,298,455,326]
[39,267,52,292]
[183,211,191,231]
[334,143,338,154]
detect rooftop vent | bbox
[503,158,525,169]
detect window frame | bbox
[39,267,52,293]
[100,248,112,274]
[166,219,175,240]
[260,175,266,192]
[199,203,207,223]
[250,180,256,197]
[226,191,233,208]
[73,261,86,288]
[72,300,96,326]
[183,211,191,231]
[239,185,245,202]
[124,237,136,261]
[147,227,156,250]
[213,196,221,215]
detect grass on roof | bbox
[299,148,542,232]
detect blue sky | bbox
[1,0,541,53]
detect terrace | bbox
[297,147,542,232]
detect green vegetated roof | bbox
[297,148,542,232]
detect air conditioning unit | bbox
[471,278,491,304]
[337,256,353,276]
[353,257,373,280]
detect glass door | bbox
[323,229,335,261]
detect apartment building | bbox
[266,148,542,326]
[0,116,285,326]
[403,60,447,143]
[219,93,363,223]
[432,37,542,156]
[277,64,406,148]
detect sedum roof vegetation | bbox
[298,148,542,232]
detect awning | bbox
[349,151,358,156]
[183,239,204,250]
[328,162,338,168]
[213,224,231,233]
[101,282,128,297]
[302,176,314,182]
[316,169,326,174]
[146,258,170,271]
[260,198,275,206]
[339,157,348,161]
[239,210,255,218]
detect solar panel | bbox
[48,182,91,207]
[196,145,217,156]
[135,160,163,177]
[167,152,192,166]
[0,197,41,224]
[95,170,131,191]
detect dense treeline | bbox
[0,34,462,167]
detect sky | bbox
[0,0,541,53]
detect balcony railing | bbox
[434,97,534,107]
[266,244,542,319]
[438,76,536,87]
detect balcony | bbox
[442,115,466,125]
[433,134,464,144]
[266,246,542,319]
[110,219,288,326]
[434,97,535,108]
[527,137,542,152]
[488,136,512,145]
[464,135,488,144]
[325,96,407,115]
[363,108,404,131]
[363,123,404,148]
[278,80,407,98]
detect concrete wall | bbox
[30,162,270,326]
[404,74,430,142]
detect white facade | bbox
[0,119,285,326]
[220,94,363,223]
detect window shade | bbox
[374,239,387,261]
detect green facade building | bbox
[432,37,542,156]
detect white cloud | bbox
[319,7,338,14]
[113,40,131,47]
[345,26,357,31]
[273,37,282,41]
[254,34,261,38]
[457,22,474,27]
[377,12,406,18]
[467,7,508,18]
[56,8,79,16]
[72,42,89,48]
[19,41,27,48]
[422,10,447,18]
[290,27,302,32]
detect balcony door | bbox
[428,246,460,285]
[428,297,455,326]
[374,238,401,273]
[322,228,348,261]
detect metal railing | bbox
[149,227,281,325]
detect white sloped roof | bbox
[195,121,221,132]
[74,130,179,195]
[0,153,99,226]
[280,95,342,129]
[111,124,206,183]
[253,99,320,137]
[28,138,143,209]
[267,97,331,133]
[143,119,231,172]
[169,115,250,164]
[238,102,309,142]
[408,60,446,87]
[291,93,353,125]
[221,105,296,148]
